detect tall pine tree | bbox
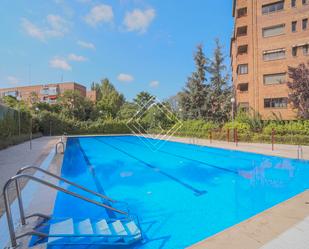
[206,39,232,123]
[179,44,208,119]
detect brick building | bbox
[231,0,309,120]
[0,82,96,104]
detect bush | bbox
[223,121,250,134]
[37,111,132,135]
[0,133,42,150]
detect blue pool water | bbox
[52,136,309,248]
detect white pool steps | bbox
[47,218,142,245]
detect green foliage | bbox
[58,90,94,121]
[223,121,251,134]
[118,102,138,120]
[133,92,154,108]
[96,78,125,118]
[179,44,208,120]
[287,62,309,119]
[235,109,264,131]
[263,121,309,135]
[37,110,131,135]
[206,39,232,123]
[179,40,232,122]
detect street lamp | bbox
[16,95,21,136]
[30,107,40,150]
[231,97,236,123]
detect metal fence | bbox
[0,103,33,149]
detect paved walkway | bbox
[151,135,309,160]
[189,190,309,249]
[0,136,58,216]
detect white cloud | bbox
[77,40,95,49]
[21,15,69,41]
[68,53,87,62]
[46,14,69,36]
[7,76,19,85]
[124,8,155,33]
[85,4,114,26]
[49,57,72,71]
[117,73,134,82]
[21,19,45,40]
[149,80,159,88]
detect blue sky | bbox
[0,0,233,100]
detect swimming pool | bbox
[52,135,309,248]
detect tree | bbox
[91,82,102,100]
[97,78,125,118]
[59,90,93,120]
[179,44,208,119]
[206,39,232,122]
[118,102,138,120]
[288,62,309,119]
[133,91,154,108]
[29,91,39,105]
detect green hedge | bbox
[0,133,42,150]
[38,111,132,135]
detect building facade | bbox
[0,82,96,104]
[231,0,309,120]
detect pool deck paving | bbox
[0,136,59,217]
[189,190,309,249]
[148,134,309,160]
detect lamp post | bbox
[30,107,39,150]
[231,97,235,123]
[231,97,236,145]
[16,95,21,137]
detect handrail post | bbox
[209,131,212,144]
[3,181,18,247]
[15,179,26,225]
[235,128,238,147]
[271,128,275,151]
[227,128,230,143]
[55,141,65,154]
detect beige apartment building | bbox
[0,82,96,104]
[231,0,309,120]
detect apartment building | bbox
[231,0,309,120]
[0,82,96,104]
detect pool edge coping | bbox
[188,189,309,249]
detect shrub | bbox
[223,121,250,134]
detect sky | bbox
[0,0,233,101]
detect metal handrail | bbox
[15,166,118,227]
[297,145,303,160]
[3,174,128,247]
[17,166,117,202]
[55,141,65,154]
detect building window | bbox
[262,1,284,14]
[264,98,288,108]
[238,83,249,92]
[238,45,248,54]
[238,102,249,112]
[303,45,309,55]
[292,0,297,7]
[264,73,286,85]
[262,24,285,37]
[237,7,247,18]
[263,49,286,61]
[237,26,248,36]
[292,21,297,32]
[292,46,298,56]
[237,64,248,75]
[302,18,308,30]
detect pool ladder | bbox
[3,166,143,248]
